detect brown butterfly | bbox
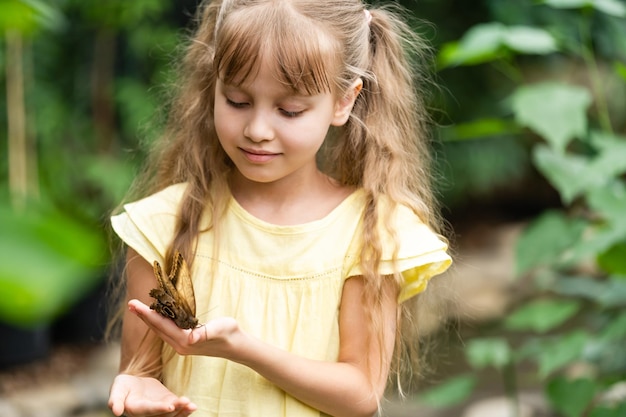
[149,251,199,329]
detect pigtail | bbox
[335,4,443,395]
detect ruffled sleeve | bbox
[346,201,452,303]
[110,183,187,264]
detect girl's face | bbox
[214,58,356,188]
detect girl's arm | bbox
[119,247,163,373]
[130,268,398,417]
[108,248,197,417]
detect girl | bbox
[108,0,451,416]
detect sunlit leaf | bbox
[512,83,592,153]
[503,26,558,54]
[537,331,588,376]
[597,242,626,275]
[417,374,477,408]
[0,0,65,33]
[544,0,626,16]
[466,338,512,370]
[438,23,557,67]
[516,210,587,274]
[444,118,522,141]
[504,299,581,333]
[547,377,598,417]
[438,23,506,67]
[616,62,626,81]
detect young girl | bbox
[108,0,451,416]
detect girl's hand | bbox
[127,299,244,360]
[108,374,197,417]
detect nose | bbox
[243,110,274,143]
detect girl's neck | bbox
[228,169,354,226]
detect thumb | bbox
[189,325,206,344]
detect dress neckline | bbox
[228,188,365,233]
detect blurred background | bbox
[1,0,625,416]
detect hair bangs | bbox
[214,4,339,96]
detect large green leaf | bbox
[516,210,587,274]
[502,26,559,54]
[544,0,626,17]
[547,377,598,417]
[439,23,557,67]
[465,338,512,370]
[512,83,592,153]
[504,299,581,333]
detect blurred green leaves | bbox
[428,0,626,414]
[542,0,626,17]
[0,199,106,327]
[439,23,557,67]
[0,0,66,34]
[511,83,592,154]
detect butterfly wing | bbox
[170,251,196,317]
[149,252,198,329]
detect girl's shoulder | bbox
[122,183,188,216]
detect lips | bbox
[239,147,280,163]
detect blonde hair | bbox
[115,0,443,395]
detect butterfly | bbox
[149,251,199,329]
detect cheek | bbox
[214,104,235,141]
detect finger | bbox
[128,300,188,345]
[189,325,206,345]
[126,398,177,416]
[108,381,130,416]
[172,397,198,416]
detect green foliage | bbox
[0,198,106,327]
[504,299,581,333]
[465,338,512,370]
[547,377,598,417]
[420,0,626,414]
[511,83,592,154]
[439,23,557,67]
[0,0,179,327]
[418,374,478,408]
[0,0,66,34]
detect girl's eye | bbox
[280,109,304,118]
[226,98,248,109]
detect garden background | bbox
[1,0,625,416]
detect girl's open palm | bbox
[108,373,197,417]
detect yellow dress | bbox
[111,183,451,417]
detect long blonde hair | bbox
[117,0,443,393]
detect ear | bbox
[331,78,363,126]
